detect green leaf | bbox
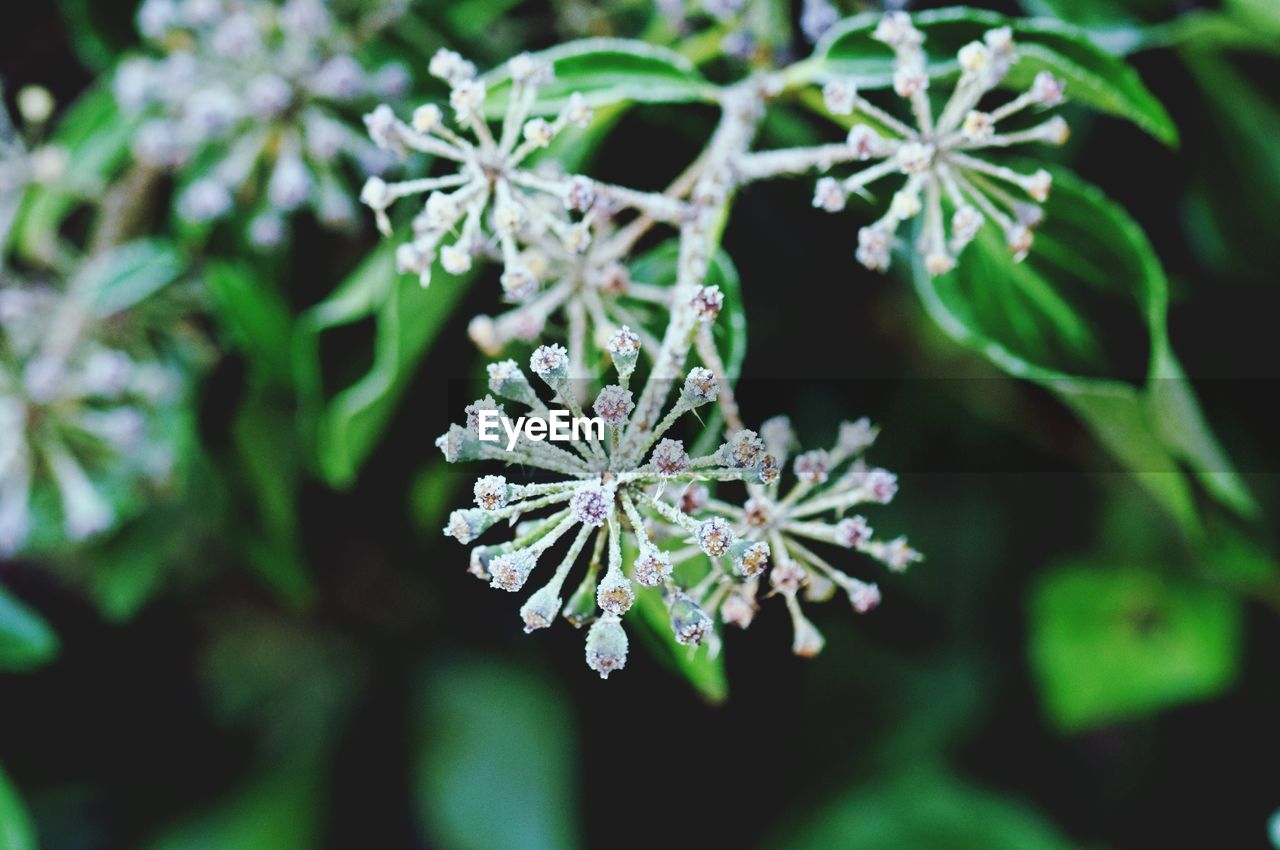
[204,260,294,386]
[0,585,59,673]
[294,244,472,488]
[0,763,37,850]
[77,239,185,318]
[484,39,718,115]
[810,8,1178,145]
[414,660,580,850]
[56,0,135,71]
[1029,561,1242,730]
[909,166,1252,526]
[11,84,134,263]
[769,764,1082,850]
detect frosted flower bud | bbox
[651,439,691,477]
[837,417,878,454]
[440,244,473,275]
[881,536,923,572]
[490,550,537,591]
[596,570,635,616]
[890,189,921,220]
[563,222,591,254]
[758,454,780,485]
[794,450,830,483]
[437,425,481,463]
[634,548,673,587]
[449,79,486,119]
[464,395,504,435]
[571,486,611,528]
[733,541,770,578]
[847,125,882,160]
[359,176,391,209]
[566,93,593,127]
[893,64,928,99]
[585,615,628,678]
[835,515,872,548]
[530,344,569,383]
[467,547,493,580]
[1026,169,1052,202]
[984,27,1016,59]
[177,179,232,223]
[473,475,509,511]
[1031,71,1065,107]
[770,560,806,595]
[847,579,882,613]
[607,326,640,358]
[962,110,994,142]
[957,41,991,76]
[950,206,984,250]
[696,516,735,557]
[873,11,922,47]
[520,585,562,633]
[791,611,826,657]
[669,594,713,646]
[865,469,899,503]
[522,117,554,148]
[681,483,709,514]
[593,386,634,424]
[395,243,431,277]
[494,200,524,234]
[856,226,892,272]
[822,79,858,115]
[564,175,596,212]
[17,86,55,124]
[444,508,495,544]
[896,142,933,175]
[813,177,847,213]
[363,104,399,151]
[1042,116,1070,145]
[429,49,476,83]
[501,265,538,302]
[508,53,552,85]
[691,286,724,323]
[722,430,765,469]
[412,104,443,132]
[682,367,719,405]
[1006,224,1033,261]
[925,252,956,276]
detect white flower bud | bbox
[790,608,826,657]
[893,64,929,99]
[925,252,956,276]
[837,417,877,454]
[794,450,830,483]
[360,176,391,209]
[429,48,476,83]
[856,226,892,272]
[873,12,922,48]
[585,615,628,679]
[17,86,55,124]
[895,141,933,175]
[1025,169,1052,202]
[696,516,735,557]
[440,244,473,275]
[570,486,611,528]
[690,285,724,323]
[962,110,994,142]
[822,78,858,115]
[834,515,872,548]
[847,124,882,160]
[490,550,537,591]
[720,585,757,628]
[522,117,554,148]
[669,593,713,646]
[812,177,846,213]
[864,468,898,503]
[530,344,569,383]
[1041,116,1070,145]
[633,547,673,587]
[520,584,562,633]
[957,41,991,76]
[564,175,596,212]
[889,189,921,220]
[682,367,719,405]
[449,79,486,120]
[500,265,538,302]
[444,508,496,544]
[473,475,509,510]
[770,560,806,595]
[1031,71,1065,107]
[950,206,984,252]
[721,429,765,469]
[566,92,593,127]
[412,103,443,132]
[847,579,881,613]
[732,541,770,578]
[1006,224,1033,261]
[596,569,635,616]
[651,439,690,477]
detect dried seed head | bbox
[633,547,673,587]
[593,385,634,424]
[473,475,509,511]
[584,615,628,678]
[490,550,537,592]
[696,516,735,557]
[651,438,691,477]
[571,486,611,528]
[733,541,771,578]
[669,593,713,646]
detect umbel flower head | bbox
[435,333,780,679]
[705,415,922,656]
[359,48,688,292]
[0,276,191,555]
[115,0,410,243]
[804,13,1068,275]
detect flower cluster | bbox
[436,329,789,679]
[359,49,688,295]
[115,0,410,243]
[702,415,922,656]
[0,276,191,555]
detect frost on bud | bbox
[607,326,640,375]
[509,52,552,85]
[962,110,994,142]
[696,516,735,557]
[681,367,719,405]
[521,584,563,632]
[364,104,399,150]
[566,93,593,127]
[896,141,933,176]
[668,593,713,646]
[469,547,493,580]
[690,285,724,323]
[864,469,898,503]
[721,429,765,469]
[501,265,538,302]
[473,475,509,511]
[732,541,770,578]
[359,175,391,209]
[758,454,780,485]
[429,48,476,84]
[957,41,991,76]
[856,226,892,272]
[847,124,881,160]
[440,244,473,275]
[449,79,486,120]
[790,608,826,657]
[1025,169,1052,202]
[812,177,847,213]
[925,252,956,276]
[444,508,496,544]
[596,569,635,616]
[593,385,634,425]
[571,486,611,528]
[634,547,673,587]
[950,206,984,252]
[873,12,922,48]
[412,103,442,132]
[530,344,569,384]
[984,26,1016,59]
[720,585,758,628]
[651,439,691,477]
[770,560,806,595]
[878,536,923,572]
[1006,224,1034,261]
[1042,116,1070,146]
[822,79,858,115]
[522,117,554,148]
[564,175,596,212]
[834,515,872,548]
[893,64,928,99]
[890,190,921,220]
[490,550,538,591]
[837,417,878,454]
[585,615,628,678]
[794,450,830,483]
[847,579,882,613]
[1030,71,1064,106]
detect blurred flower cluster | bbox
[115,0,411,244]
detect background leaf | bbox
[79,239,185,319]
[0,763,36,850]
[0,585,59,673]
